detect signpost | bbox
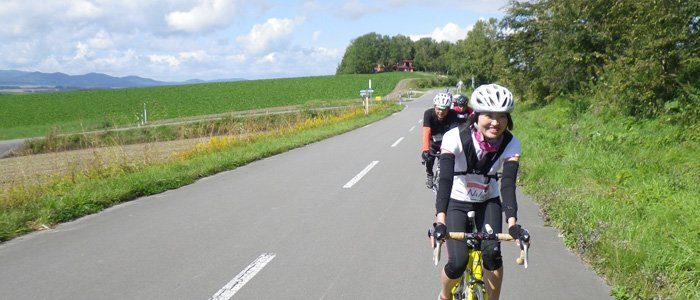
[360,80,373,115]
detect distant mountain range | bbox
[0,70,245,90]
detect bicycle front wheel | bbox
[432,162,440,194]
[468,285,484,300]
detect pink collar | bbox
[473,127,503,153]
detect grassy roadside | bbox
[514,99,700,299]
[0,102,402,242]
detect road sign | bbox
[360,89,374,96]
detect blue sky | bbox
[0,0,509,82]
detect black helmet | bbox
[455,94,469,107]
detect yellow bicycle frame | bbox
[467,249,483,300]
[451,247,484,300]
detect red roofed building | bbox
[396,60,414,72]
[374,60,414,73]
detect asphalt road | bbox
[0,91,612,299]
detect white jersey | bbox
[439,126,521,202]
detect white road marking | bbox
[343,161,379,188]
[409,126,416,132]
[209,253,276,300]
[391,137,404,148]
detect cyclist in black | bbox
[422,92,463,188]
[452,94,473,121]
[431,84,530,300]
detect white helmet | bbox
[470,84,514,113]
[433,92,452,109]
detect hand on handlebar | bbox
[428,222,447,249]
[508,224,531,250]
[429,223,446,266]
[421,151,430,164]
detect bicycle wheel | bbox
[451,281,465,300]
[469,285,484,300]
[432,158,440,194]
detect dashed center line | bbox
[343,161,379,188]
[391,137,404,147]
[209,253,276,300]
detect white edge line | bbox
[409,126,416,132]
[391,137,404,148]
[343,161,379,188]
[209,253,276,300]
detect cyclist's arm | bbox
[501,156,520,227]
[422,127,431,152]
[422,109,433,152]
[436,212,446,225]
[435,151,455,215]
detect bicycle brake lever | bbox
[522,242,529,268]
[521,231,530,268]
[433,240,443,266]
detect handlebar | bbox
[446,232,514,241]
[433,231,531,268]
[421,150,441,165]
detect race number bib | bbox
[466,181,491,202]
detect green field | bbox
[0,72,423,140]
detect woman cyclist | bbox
[431,84,529,300]
[422,92,463,188]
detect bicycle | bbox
[432,211,531,300]
[421,149,441,194]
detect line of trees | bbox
[336,0,700,124]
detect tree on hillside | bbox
[337,33,421,74]
[601,0,700,119]
[336,32,384,74]
[500,0,613,102]
[413,37,439,72]
[435,41,453,74]
[448,18,500,86]
[499,0,700,122]
[389,35,415,64]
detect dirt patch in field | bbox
[383,77,424,100]
[0,137,209,190]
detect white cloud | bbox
[93,50,139,72]
[409,22,475,43]
[148,54,180,68]
[66,0,103,19]
[337,1,382,20]
[179,50,210,62]
[87,30,116,49]
[311,30,321,41]
[165,0,238,33]
[73,42,94,60]
[236,17,305,55]
[383,0,509,14]
[257,53,277,64]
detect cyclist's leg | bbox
[426,144,440,188]
[425,155,435,175]
[441,200,474,299]
[426,142,441,176]
[477,197,504,300]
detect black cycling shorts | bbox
[443,197,503,279]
